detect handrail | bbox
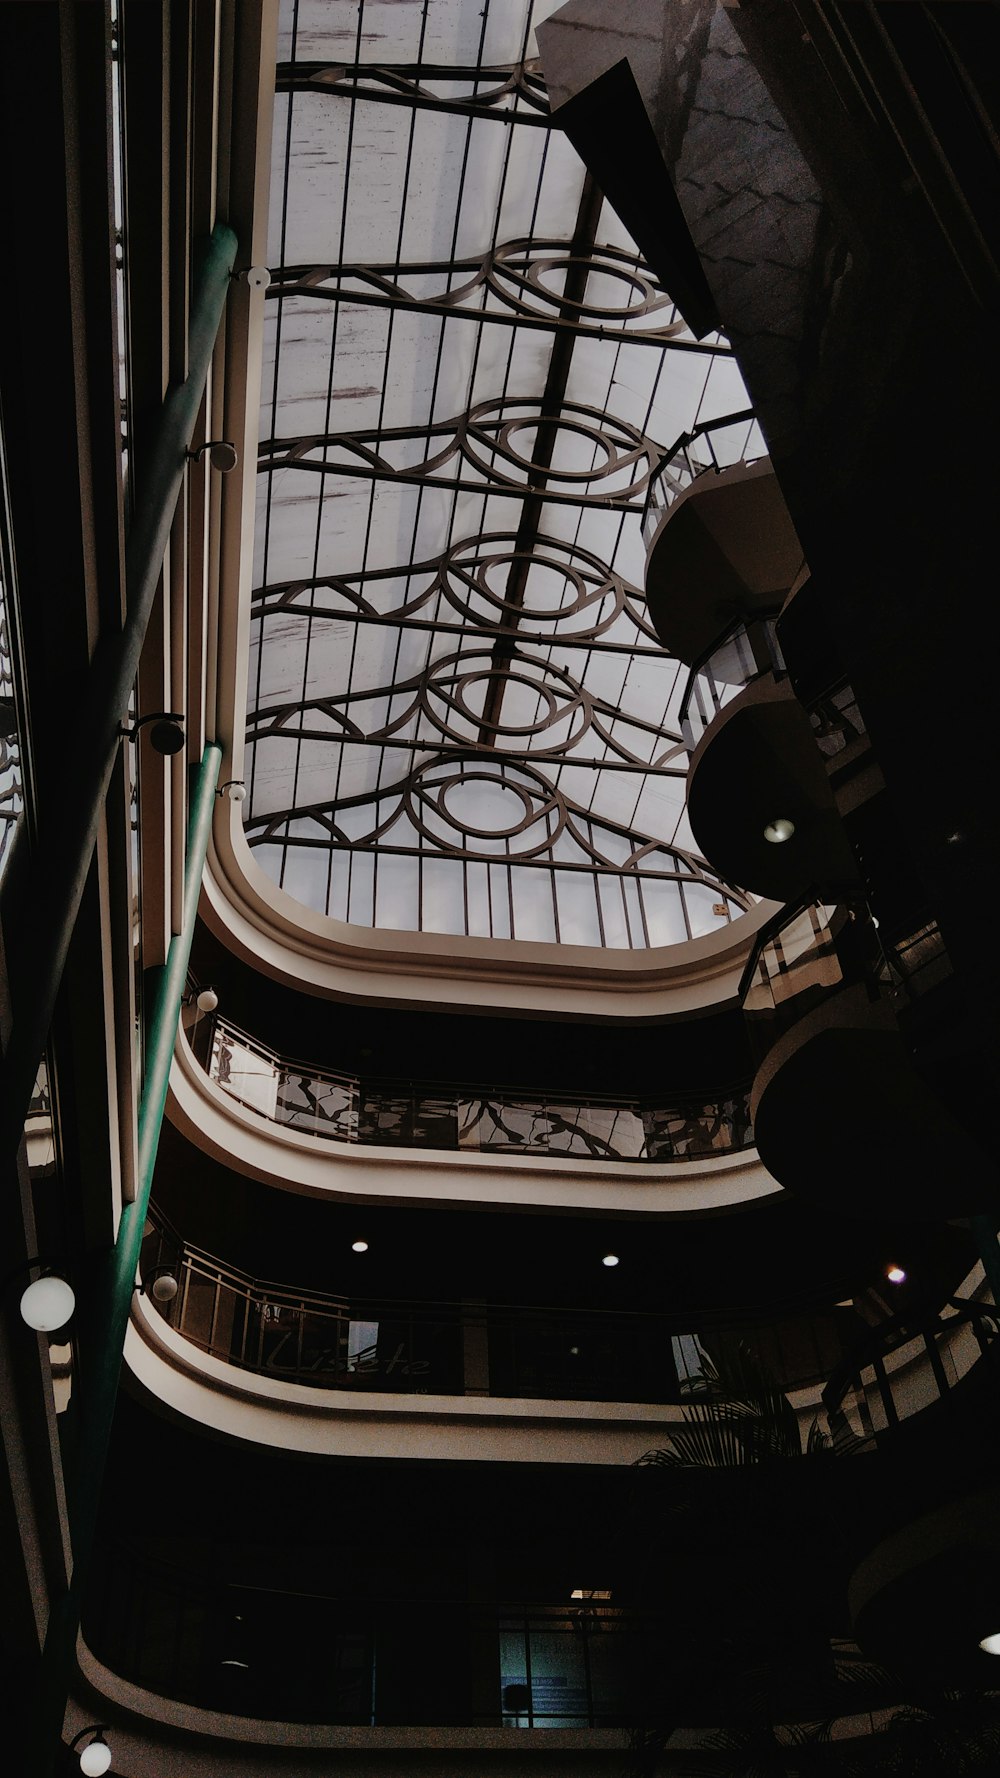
[640,406,759,542]
[199,1011,758,1167]
[736,888,863,1007]
[677,610,785,742]
[141,1206,899,1407]
[821,1294,1000,1418]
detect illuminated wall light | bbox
[20,1274,75,1332]
[763,817,796,844]
[885,1264,907,1286]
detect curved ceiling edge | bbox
[203,808,777,1018]
[168,1028,783,1215]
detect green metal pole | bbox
[30,743,222,1778]
[0,223,237,1161]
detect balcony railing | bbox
[821,1292,1000,1451]
[141,1211,874,1408]
[738,894,886,1067]
[640,408,764,551]
[678,614,785,753]
[198,1014,756,1167]
[86,1541,654,1728]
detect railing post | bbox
[29,743,222,1777]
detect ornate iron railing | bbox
[199,1013,756,1167]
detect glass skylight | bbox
[243,0,755,947]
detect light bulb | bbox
[196,987,219,1013]
[763,817,796,844]
[80,1737,112,1776]
[20,1275,75,1332]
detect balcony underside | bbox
[646,460,804,662]
[686,673,859,902]
[751,986,997,1218]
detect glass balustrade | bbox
[640,409,765,551]
[740,900,885,1067]
[679,615,785,753]
[202,1015,755,1166]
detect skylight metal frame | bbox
[244,0,752,949]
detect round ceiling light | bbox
[602,1254,619,1268]
[763,817,796,845]
[352,1240,369,1254]
[79,1737,112,1777]
[885,1264,907,1285]
[20,1274,75,1332]
[979,1632,1000,1656]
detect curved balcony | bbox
[641,412,804,664]
[138,1209,860,1414]
[196,1013,756,1168]
[84,1545,654,1731]
[742,899,994,1217]
[685,667,860,902]
[678,613,785,753]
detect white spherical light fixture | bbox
[221,780,247,802]
[196,987,219,1013]
[351,1239,369,1254]
[79,1734,112,1776]
[602,1253,620,1268]
[150,1271,179,1304]
[979,1631,1000,1656]
[763,817,796,845]
[20,1273,75,1332]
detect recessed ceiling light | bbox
[980,1632,1000,1656]
[352,1240,369,1254]
[602,1253,619,1268]
[885,1264,907,1285]
[763,817,795,844]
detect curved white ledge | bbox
[126,1292,702,1465]
[202,817,775,1017]
[169,1024,782,1215]
[69,1664,624,1767]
